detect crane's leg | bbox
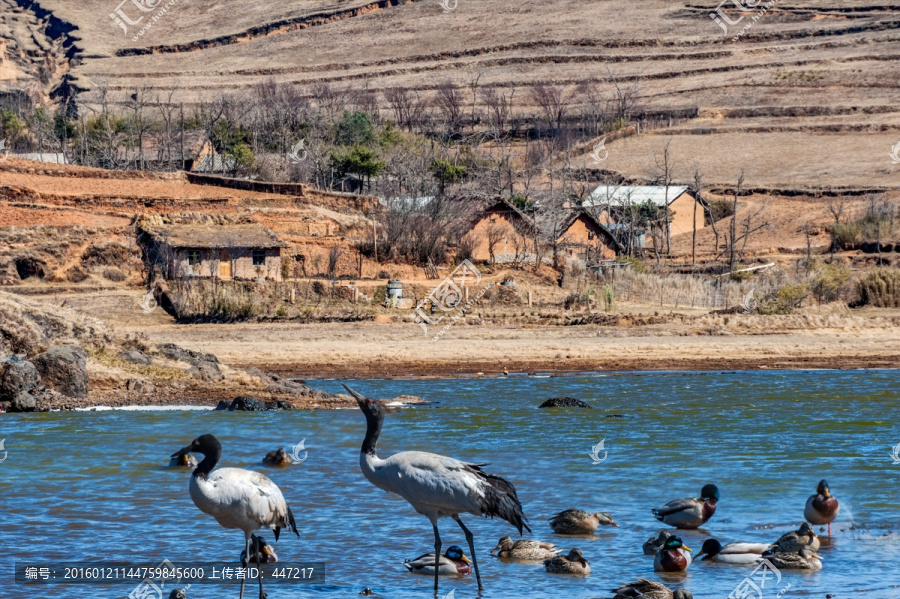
[256,537,266,599]
[431,521,442,595]
[454,516,483,591]
[240,532,251,599]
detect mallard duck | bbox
[544,548,590,575]
[643,530,673,555]
[168,448,198,468]
[240,534,279,568]
[695,539,769,565]
[766,522,820,554]
[765,545,823,571]
[654,536,692,572]
[549,509,618,534]
[652,484,719,529]
[804,479,839,535]
[610,578,693,599]
[492,535,560,560]
[403,545,472,576]
[262,448,291,466]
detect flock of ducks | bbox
[168,385,839,598]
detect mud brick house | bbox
[465,199,538,263]
[585,185,707,240]
[557,209,622,261]
[138,214,289,281]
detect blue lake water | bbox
[2,370,899,599]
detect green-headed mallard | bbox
[610,578,693,599]
[549,509,618,535]
[766,522,820,554]
[643,530,673,555]
[765,545,823,571]
[654,536,692,572]
[695,539,769,565]
[403,545,472,576]
[491,535,560,560]
[804,479,839,535]
[652,484,719,529]
[544,548,590,575]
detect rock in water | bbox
[32,345,89,398]
[227,396,293,411]
[0,355,40,411]
[538,397,592,408]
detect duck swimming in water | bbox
[654,536,692,572]
[544,548,590,575]
[262,448,291,467]
[240,534,278,568]
[695,539,769,565]
[766,522,820,554]
[643,530,673,555]
[804,479,839,535]
[549,509,618,535]
[610,578,693,599]
[491,535,560,560]
[765,545,824,571]
[652,484,719,529]
[403,545,472,576]
[168,448,198,468]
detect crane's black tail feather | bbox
[468,464,531,535]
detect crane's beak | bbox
[342,384,368,406]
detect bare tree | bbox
[482,86,516,138]
[529,81,569,132]
[434,79,465,136]
[485,220,505,264]
[651,141,677,255]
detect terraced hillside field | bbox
[2,0,899,187]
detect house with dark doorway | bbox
[556,209,622,262]
[138,214,289,282]
[464,199,538,263]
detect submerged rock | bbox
[226,396,294,411]
[32,345,89,398]
[538,396,592,408]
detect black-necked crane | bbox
[344,384,529,593]
[172,434,298,599]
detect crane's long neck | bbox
[193,447,221,480]
[361,409,383,457]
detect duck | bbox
[804,479,839,535]
[643,530,673,555]
[652,484,719,529]
[240,534,279,568]
[654,536,692,572]
[695,539,769,565]
[549,509,618,535]
[168,590,186,599]
[491,535,560,560]
[544,548,590,575]
[168,448,198,468]
[403,545,472,576]
[610,578,694,599]
[765,545,824,571]
[766,522,820,554]
[262,448,291,467]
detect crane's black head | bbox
[700,484,720,502]
[172,434,221,478]
[344,385,385,455]
[696,538,722,560]
[816,479,831,497]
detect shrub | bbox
[856,269,900,307]
[707,198,735,222]
[758,282,810,315]
[101,268,127,282]
[812,262,851,303]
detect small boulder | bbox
[158,343,219,366]
[227,396,293,411]
[10,392,36,412]
[32,345,89,398]
[214,400,230,411]
[538,396,592,408]
[186,362,224,382]
[0,355,40,402]
[126,379,156,393]
[121,350,152,365]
